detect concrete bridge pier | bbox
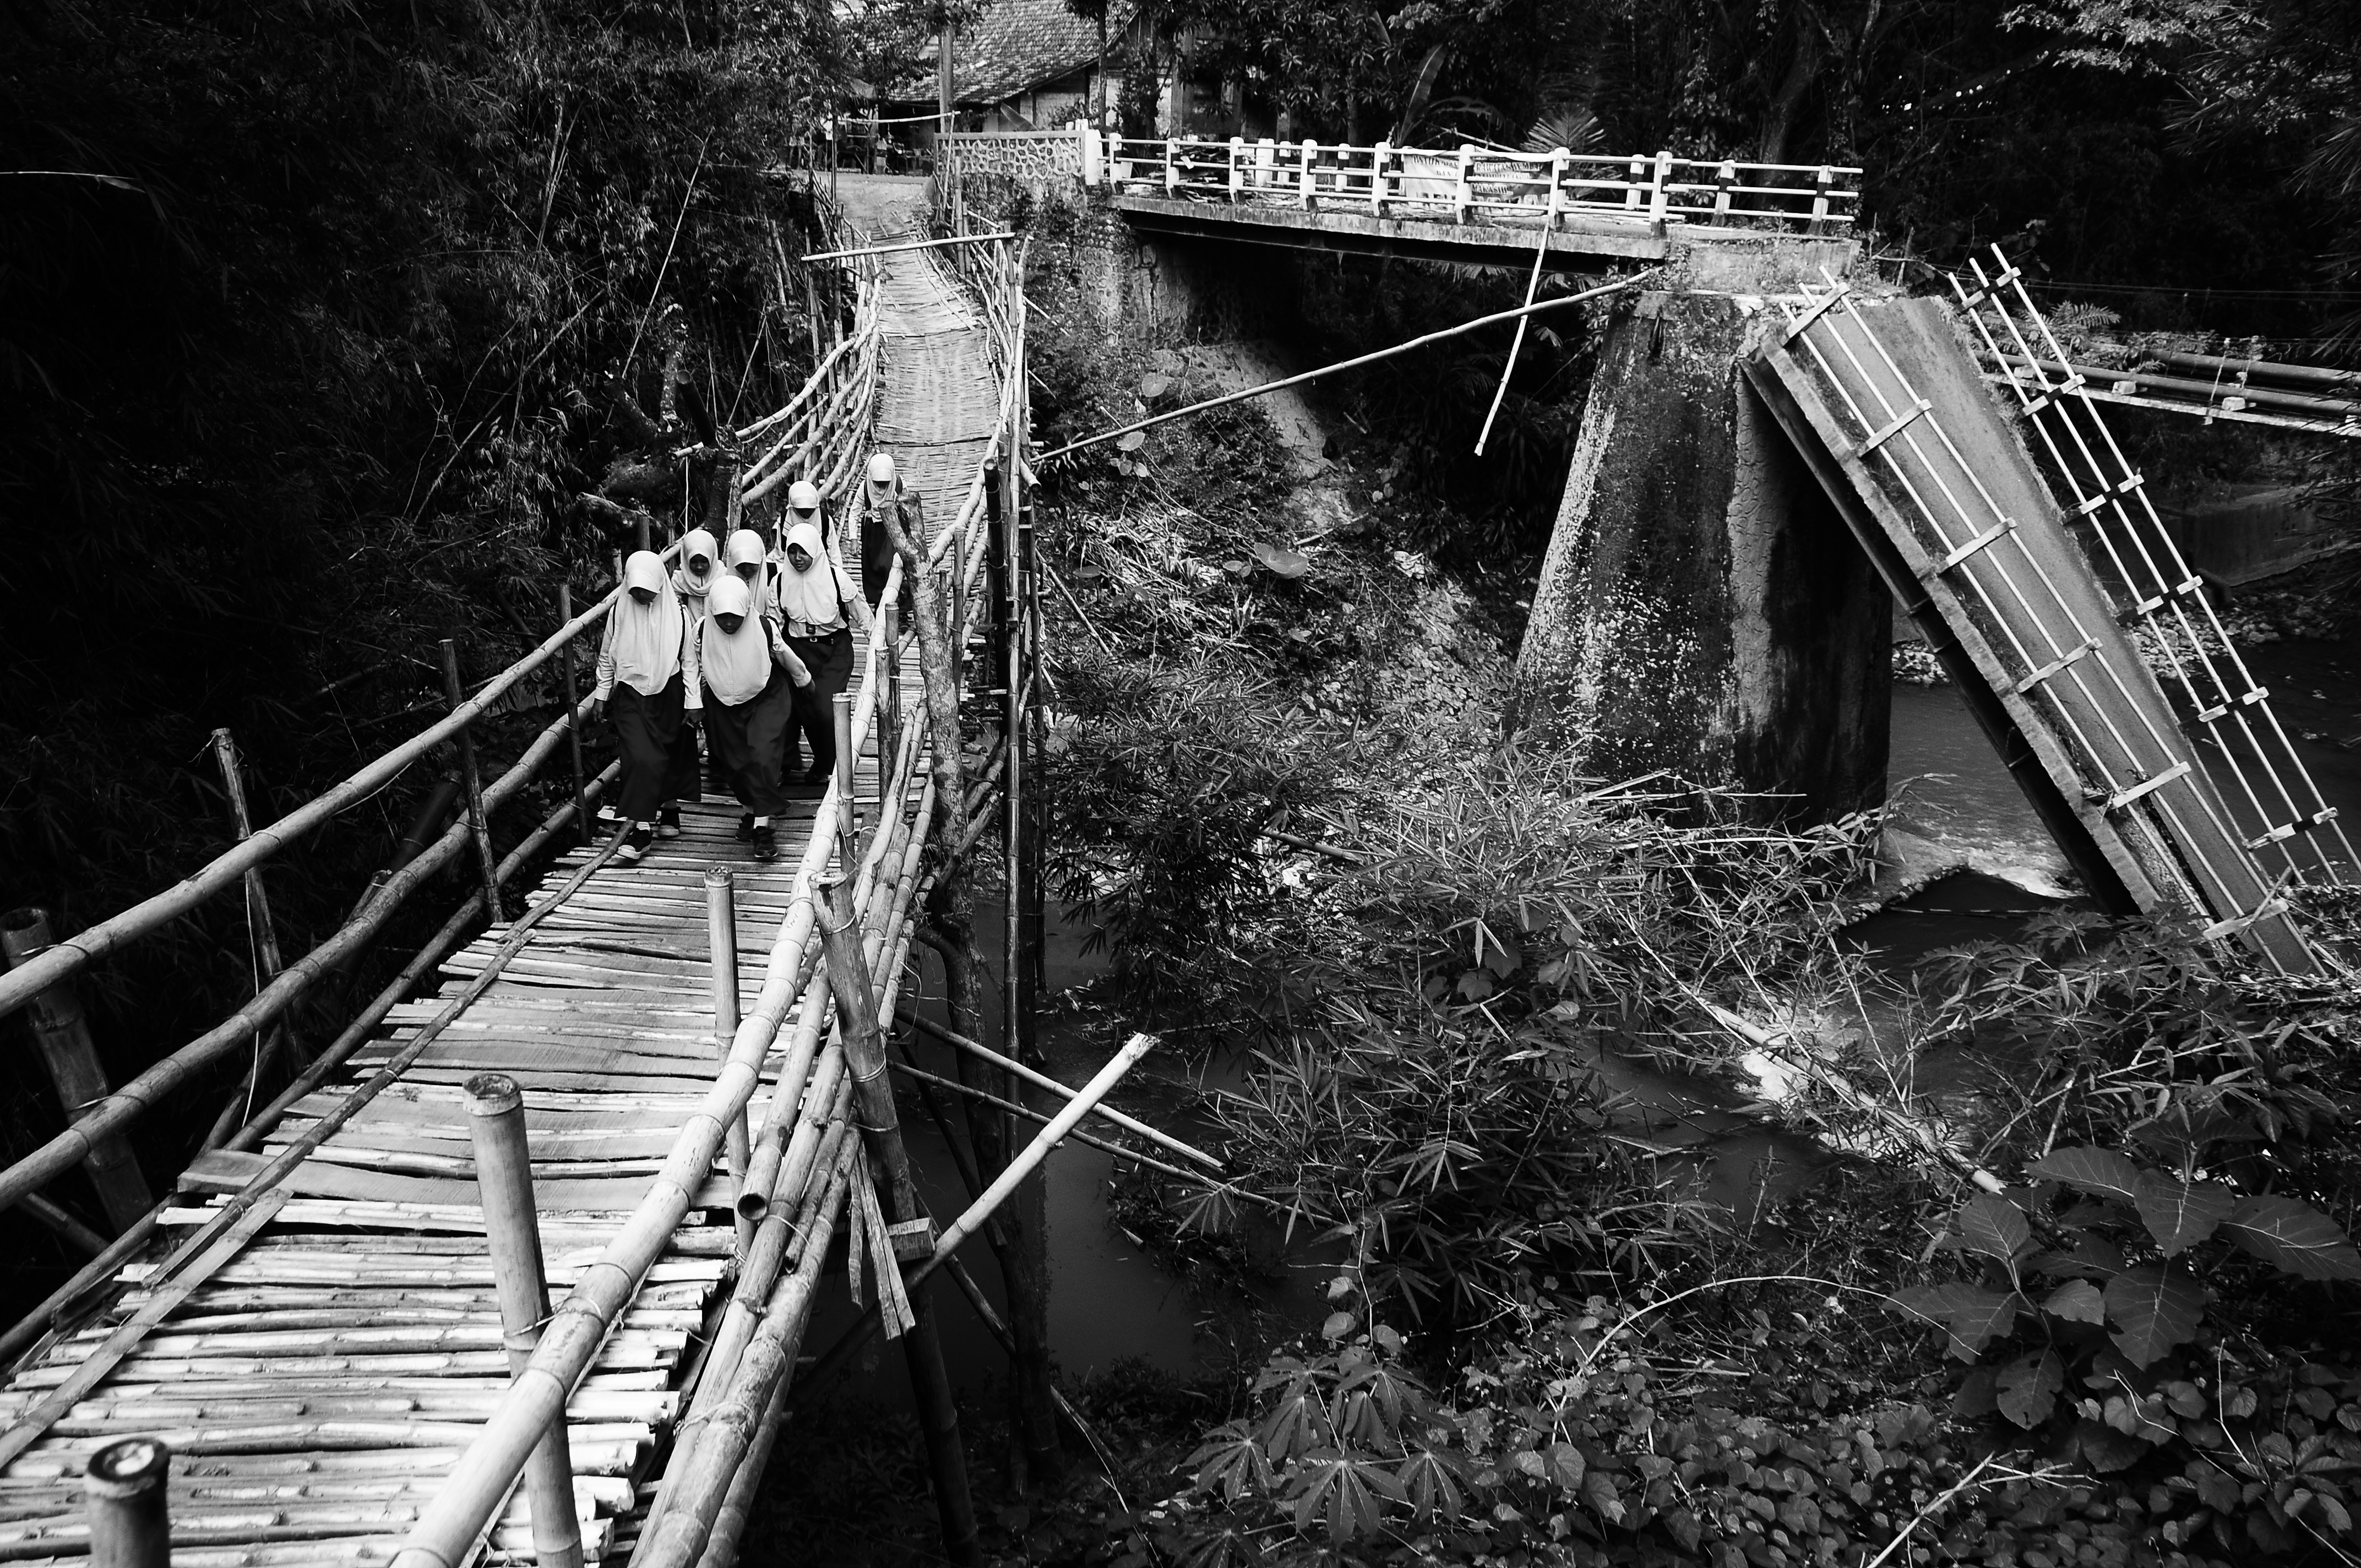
[1513,274,1890,823]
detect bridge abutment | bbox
[1513,288,1890,822]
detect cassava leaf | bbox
[1996,1349,2065,1429]
[2028,1146,2141,1201]
[1957,1193,2031,1263]
[2132,1169,2235,1257]
[2217,1195,2361,1281]
[2102,1264,2205,1369]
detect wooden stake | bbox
[439,640,505,925]
[84,1436,169,1568]
[464,1074,585,1568]
[0,908,153,1233]
[814,876,979,1567]
[557,586,592,844]
[705,869,753,1260]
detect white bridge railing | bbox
[943,127,1859,234]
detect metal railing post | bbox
[84,1437,170,1568]
[439,639,505,924]
[0,909,153,1232]
[464,1073,585,1568]
[705,869,752,1259]
[1649,150,1672,221]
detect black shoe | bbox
[751,823,779,862]
[801,765,832,787]
[618,824,656,863]
[657,804,683,839]
[736,814,755,842]
[595,802,622,826]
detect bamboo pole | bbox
[0,910,153,1233]
[557,586,592,843]
[464,1075,584,1568]
[440,641,506,925]
[800,231,1018,264]
[21,1195,106,1257]
[0,571,646,1020]
[83,1437,168,1568]
[884,1058,1277,1208]
[895,1010,1218,1168]
[705,870,752,1259]
[204,727,300,1154]
[792,1033,1158,1398]
[1037,271,1658,462]
[831,691,858,869]
[814,876,977,1566]
[1473,227,1550,456]
[0,699,613,1219]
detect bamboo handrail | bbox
[0,685,618,1215]
[0,579,650,1024]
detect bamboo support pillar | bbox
[84,1436,170,1568]
[880,602,900,781]
[464,1074,585,1568]
[439,640,505,925]
[706,869,753,1259]
[557,586,592,843]
[0,909,152,1233]
[814,877,979,1567]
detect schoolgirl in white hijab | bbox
[775,520,870,789]
[686,575,810,862]
[591,551,695,859]
[672,529,721,609]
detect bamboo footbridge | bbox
[0,182,1086,1566]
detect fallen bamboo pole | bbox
[1036,270,1658,462]
[885,1058,1280,1211]
[1474,225,1549,455]
[0,911,155,1235]
[791,1033,1159,1400]
[895,1009,1220,1169]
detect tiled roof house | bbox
[888,0,1134,131]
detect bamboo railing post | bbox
[831,691,858,867]
[208,728,289,988]
[880,601,901,775]
[1018,505,1046,1036]
[706,869,753,1259]
[204,726,302,1151]
[558,586,592,843]
[84,1436,170,1568]
[464,1073,585,1568]
[0,909,152,1233]
[439,640,505,925]
[813,875,979,1567]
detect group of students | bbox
[589,453,918,862]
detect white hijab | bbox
[774,521,847,625]
[701,576,773,706]
[606,551,685,695]
[673,529,720,603]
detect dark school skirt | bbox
[608,673,686,823]
[704,667,794,818]
[784,627,856,780]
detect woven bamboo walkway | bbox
[0,190,1008,1566]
